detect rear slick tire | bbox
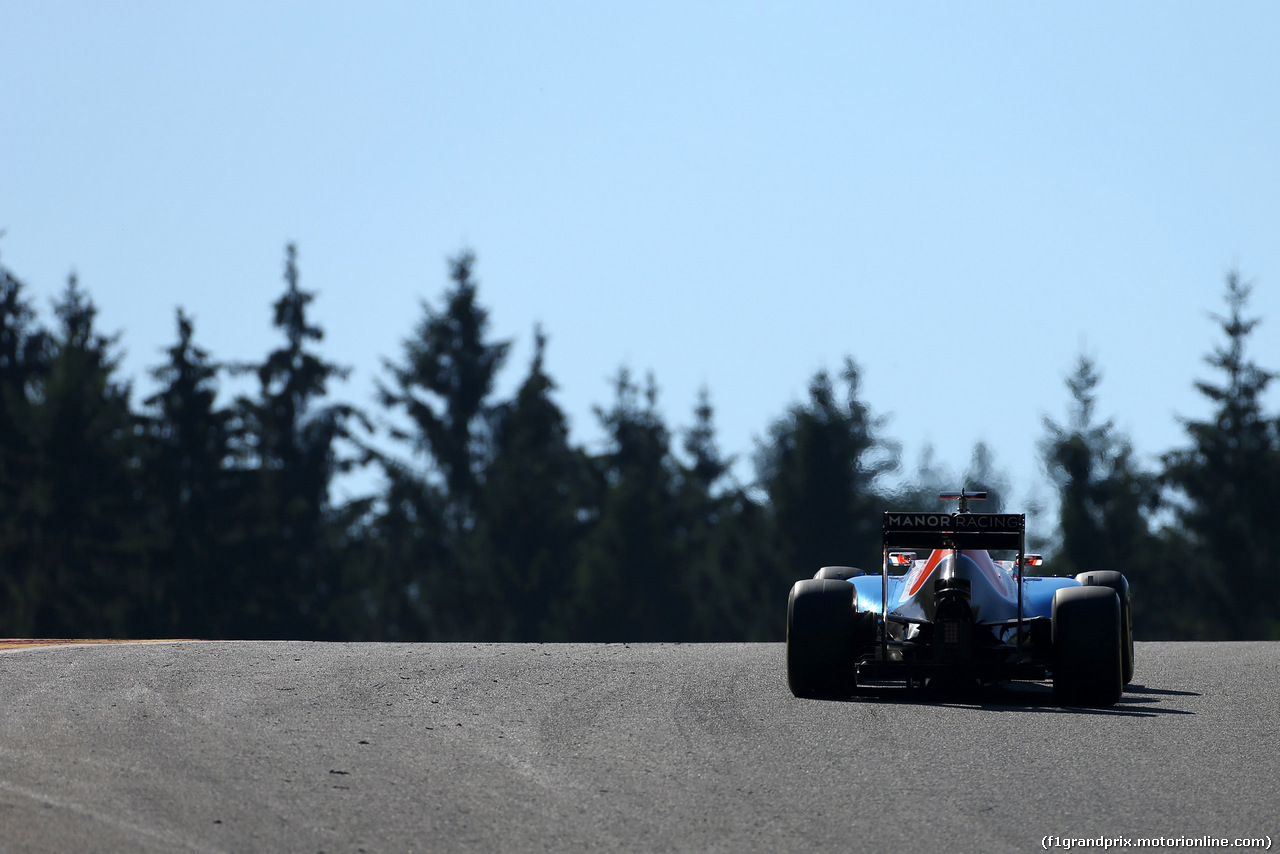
[1075,570,1134,685]
[1052,585,1123,706]
[786,579,857,699]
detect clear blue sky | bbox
[3,2,1278,511]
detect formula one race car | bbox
[786,491,1133,705]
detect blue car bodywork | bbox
[849,563,1079,630]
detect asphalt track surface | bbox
[1,642,1276,853]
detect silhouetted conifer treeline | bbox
[0,246,1275,641]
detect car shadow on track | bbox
[838,680,1199,718]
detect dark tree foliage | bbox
[1036,353,1188,637]
[757,358,899,576]
[372,251,513,639]
[230,244,366,638]
[326,461,448,641]
[677,387,776,640]
[1162,270,1280,639]
[0,263,51,438]
[0,262,52,636]
[464,327,595,640]
[348,463,452,640]
[143,309,239,636]
[378,251,511,530]
[1,244,1276,643]
[1040,354,1158,575]
[683,386,732,494]
[561,369,684,641]
[23,276,150,637]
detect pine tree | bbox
[1039,352,1201,639]
[683,386,732,496]
[1040,353,1157,577]
[561,369,683,640]
[677,387,775,640]
[378,250,511,531]
[232,244,366,638]
[1162,269,1280,638]
[0,260,51,635]
[143,309,238,636]
[757,358,898,576]
[22,275,151,637]
[371,251,513,640]
[469,327,593,640]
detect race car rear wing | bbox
[882,511,1025,551]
